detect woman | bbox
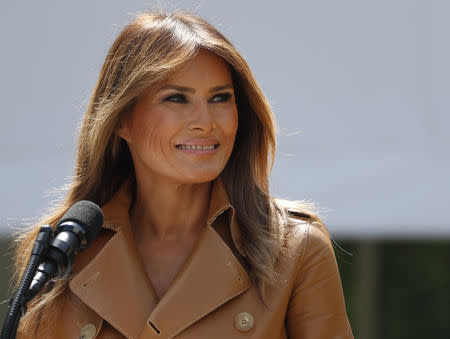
[15,10,353,339]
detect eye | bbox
[164,94,187,104]
[210,92,233,103]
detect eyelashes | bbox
[210,92,233,103]
[163,92,233,104]
[164,94,187,104]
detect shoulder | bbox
[276,197,330,242]
[274,198,334,273]
[286,218,333,266]
[277,205,353,337]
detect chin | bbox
[177,169,222,184]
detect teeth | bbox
[178,145,216,150]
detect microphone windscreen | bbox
[56,200,104,246]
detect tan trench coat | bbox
[18,179,353,338]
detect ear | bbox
[115,115,132,143]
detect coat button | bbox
[234,312,254,332]
[80,323,97,339]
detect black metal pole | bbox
[1,225,53,339]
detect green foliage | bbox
[337,240,450,339]
[0,237,14,326]
[379,241,450,338]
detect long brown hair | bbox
[14,9,319,330]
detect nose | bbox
[188,102,215,133]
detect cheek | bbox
[125,117,158,155]
[213,105,238,136]
[130,108,174,144]
[224,108,239,139]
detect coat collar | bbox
[100,177,245,257]
[69,178,249,339]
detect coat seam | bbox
[297,222,311,272]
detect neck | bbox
[130,175,212,243]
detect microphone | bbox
[27,200,103,301]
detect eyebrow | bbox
[157,84,234,93]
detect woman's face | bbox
[117,50,238,185]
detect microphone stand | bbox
[1,225,53,339]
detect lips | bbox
[175,139,220,150]
[176,144,218,150]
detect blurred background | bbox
[0,1,448,338]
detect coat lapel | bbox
[70,178,249,339]
[140,224,249,338]
[69,225,158,339]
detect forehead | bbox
[163,50,232,86]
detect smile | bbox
[176,144,218,150]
